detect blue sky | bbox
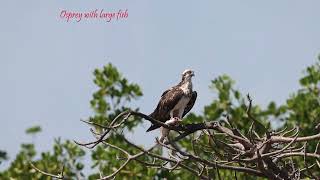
[1,0,319,172]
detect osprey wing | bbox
[147,87,184,132]
[182,91,197,118]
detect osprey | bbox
[146,69,197,132]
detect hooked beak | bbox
[191,71,195,77]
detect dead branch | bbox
[32,96,320,179]
[30,162,65,179]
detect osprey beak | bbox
[191,71,195,77]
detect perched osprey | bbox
[146,69,197,132]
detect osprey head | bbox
[181,69,195,82]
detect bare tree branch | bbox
[30,162,65,179]
[33,96,320,179]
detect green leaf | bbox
[25,126,42,135]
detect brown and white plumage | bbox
[146,69,197,132]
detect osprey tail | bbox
[146,112,160,132]
[146,124,160,132]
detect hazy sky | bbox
[1,0,319,172]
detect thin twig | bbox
[30,162,65,179]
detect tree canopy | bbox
[1,58,320,179]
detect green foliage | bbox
[0,136,85,179]
[90,63,143,131]
[204,74,274,134]
[25,125,42,135]
[177,75,276,179]
[1,59,320,179]
[285,58,320,134]
[280,59,320,175]
[0,150,8,164]
[86,64,165,179]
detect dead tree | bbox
[32,95,320,179]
